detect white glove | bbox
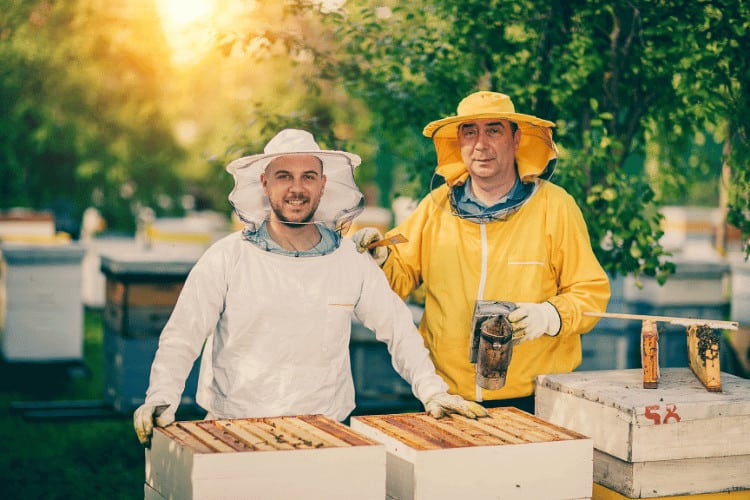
[351,227,389,266]
[133,403,175,447]
[508,302,561,343]
[423,392,489,419]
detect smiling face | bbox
[458,119,521,181]
[261,155,326,226]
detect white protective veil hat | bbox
[226,129,365,231]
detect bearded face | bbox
[262,155,326,226]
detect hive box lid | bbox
[100,248,199,278]
[351,407,593,500]
[536,368,750,462]
[0,241,85,264]
[146,414,385,500]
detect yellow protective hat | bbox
[423,91,558,186]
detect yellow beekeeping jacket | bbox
[382,180,611,401]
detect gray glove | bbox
[423,392,489,419]
[351,227,389,266]
[508,302,561,343]
[133,403,175,447]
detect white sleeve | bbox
[354,255,448,403]
[144,244,229,407]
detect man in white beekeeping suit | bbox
[133,128,487,446]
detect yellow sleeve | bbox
[381,194,435,300]
[546,188,611,336]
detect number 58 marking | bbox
[644,404,681,424]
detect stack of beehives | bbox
[536,368,750,499]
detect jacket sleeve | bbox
[354,254,448,402]
[546,189,611,336]
[144,244,229,408]
[381,195,433,300]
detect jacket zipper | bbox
[476,222,488,401]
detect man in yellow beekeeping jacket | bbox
[353,91,611,413]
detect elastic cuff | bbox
[544,301,562,336]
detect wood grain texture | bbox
[641,320,660,389]
[351,407,593,500]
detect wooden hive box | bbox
[100,250,200,414]
[145,414,385,500]
[350,407,593,500]
[536,368,750,498]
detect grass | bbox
[0,309,144,500]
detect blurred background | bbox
[1,0,749,498]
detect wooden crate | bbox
[536,368,750,498]
[146,415,385,500]
[350,407,593,500]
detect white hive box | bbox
[350,407,593,500]
[146,414,385,500]
[623,257,730,310]
[0,242,86,361]
[0,210,56,239]
[536,369,750,498]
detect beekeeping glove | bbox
[133,403,175,447]
[423,392,489,419]
[508,302,561,343]
[351,227,389,266]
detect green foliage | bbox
[316,0,750,278]
[1,0,187,235]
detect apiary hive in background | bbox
[145,414,385,500]
[351,407,593,500]
[100,249,202,413]
[349,303,424,415]
[536,369,750,498]
[0,241,85,362]
[0,210,57,240]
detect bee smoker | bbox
[469,301,517,390]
